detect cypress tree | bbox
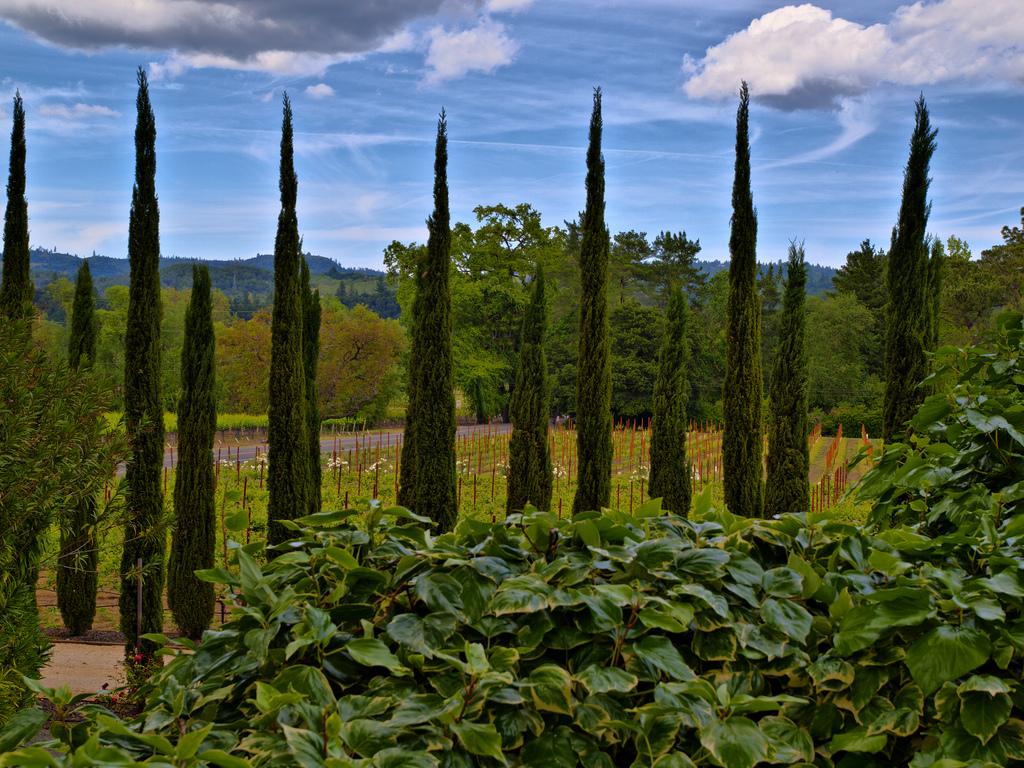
[411,112,457,530]
[648,285,691,516]
[57,261,99,635]
[764,243,809,518]
[507,266,553,514]
[302,258,322,514]
[0,91,32,319]
[722,82,764,517]
[167,265,216,640]
[883,96,937,442]
[573,88,613,515]
[267,94,309,547]
[120,68,165,653]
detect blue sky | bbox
[0,0,1021,268]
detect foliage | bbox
[267,94,310,547]
[805,294,881,413]
[883,96,937,442]
[723,82,763,517]
[507,267,553,514]
[0,321,124,723]
[13,488,1024,766]
[408,113,458,530]
[57,261,100,636]
[649,286,691,515]
[0,91,32,320]
[121,68,166,653]
[765,244,809,518]
[609,301,662,418]
[574,88,613,515]
[858,310,1024,534]
[168,265,217,640]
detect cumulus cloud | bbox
[0,0,479,76]
[423,19,519,84]
[304,83,335,99]
[683,0,1024,109]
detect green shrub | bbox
[857,310,1024,532]
[7,492,1024,766]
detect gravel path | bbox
[41,643,124,695]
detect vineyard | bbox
[38,421,872,637]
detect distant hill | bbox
[30,248,838,321]
[698,259,837,296]
[29,248,400,319]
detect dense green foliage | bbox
[0,92,31,320]
[409,113,457,530]
[883,97,938,441]
[573,88,613,515]
[168,266,217,640]
[267,95,310,547]
[507,267,553,514]
[120,69,166,653]
[723,82,763,517]
[648,286,691,515]
[859,310,1024,534]
[56,262,100,635]
[765,245,810,518]
[0,322,123,723]
[303,259,323,516]
[13,477,1024,766]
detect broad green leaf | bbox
[576,665,638,694]
[760,716,814,763]
[0,708,47,752]
[346,638,409,676]
[631,635,695,681]
[828,726,887,754]
[762,598,812,643]
[371,748,440,767]
[905,625,991,695]
[699,716,769,768]
[451,720,507,763]
[762,568,803,598]
[526,664,573,714]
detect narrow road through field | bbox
[160,422,511,470]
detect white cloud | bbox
[683,0,1024,109]
[424,19,519,85]
[304,83,335,100]
[760,97,878,169]
[37,102,119,119]
[487,0,533,12]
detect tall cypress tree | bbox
[120,68,165,653]
[267,94,309,547]
[57,261,99,635]
[0,91,32,319]
[507,266,553,514]
[648,285,691,516]
[573,88,613,515]
[722,82,764,517]
[764,243,809,518]
[411,112,457,530]
[302,258,322,514]
[883,96,937,442]
[167,265,216,640]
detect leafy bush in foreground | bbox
[5,492,1024,767]
[858,310,1024,533]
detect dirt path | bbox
[41,643,124,695]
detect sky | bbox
[0,0,1021,269]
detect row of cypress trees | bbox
[2,76,949,651]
